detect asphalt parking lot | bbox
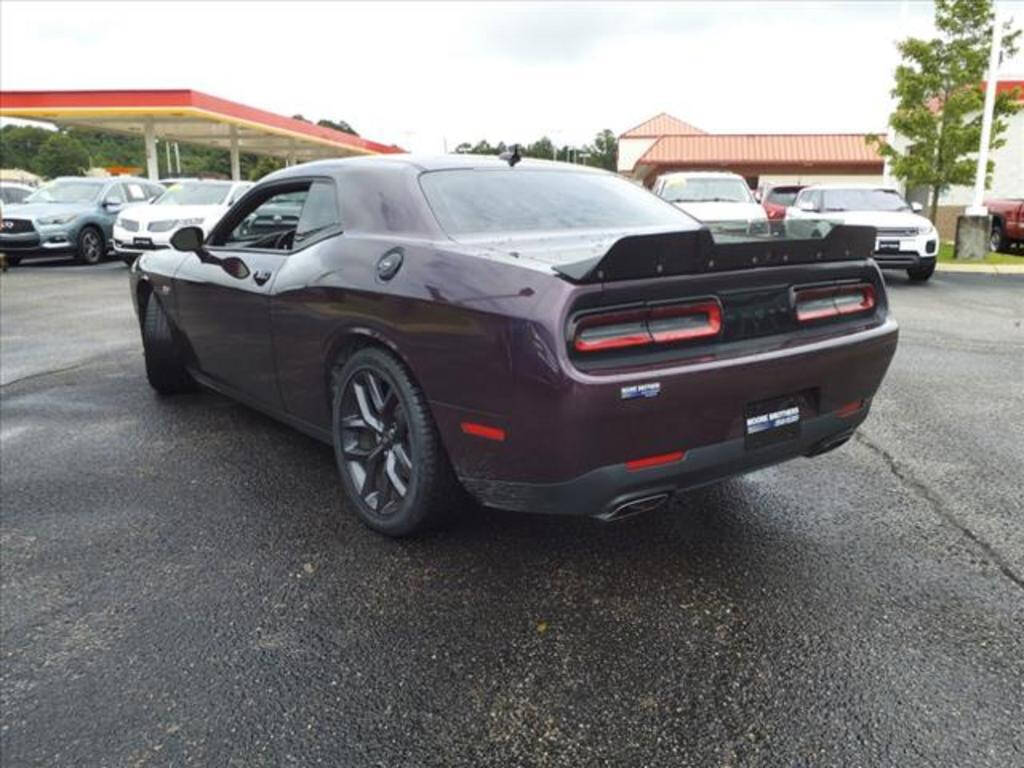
[2,260,1022,767]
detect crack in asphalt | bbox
[854,431,1024,592]
[0,362,92,390]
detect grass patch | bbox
[936,242,1024,265]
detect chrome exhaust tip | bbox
[596,493,669,522]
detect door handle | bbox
[253,269,273,286]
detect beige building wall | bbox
[617,137,657,173]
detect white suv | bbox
[113,179,252,265]
[787,185,938,281]
[652,171,766,230]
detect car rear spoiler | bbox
[552,224,877,283]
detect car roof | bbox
[263,153,609,182]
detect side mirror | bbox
[798,199,818,212]
[104,200,123,212]
[170,225,204,252]
[911,201,923,213]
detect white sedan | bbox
[113,180,252,265]
[787,185,938,281]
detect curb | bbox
[936,262,1024,275]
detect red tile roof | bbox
[638,133,883,166]
[620,113,705,138]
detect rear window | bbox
[420,169,691,236]
[765,188,801,206]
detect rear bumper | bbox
[438,315,898,516]
[461,407,867,516]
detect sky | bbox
[2,1,1023,153]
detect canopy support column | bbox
[229,125,241,181]
[144,119,158,181]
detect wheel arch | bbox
[323,326,422,411]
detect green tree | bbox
[316,118,358,136]
[246,155,285,181]
[36,132,90,177]
[871,0,1021,222]
[524,136,556,160]
[586,129,618,171]
[0,124,53,173]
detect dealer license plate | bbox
[134,237,153,247]
[745,396,801,449]
[876,239,899,253]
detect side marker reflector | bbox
[625,450,685,472]
[835,400,865,418]
[461,421,506,441]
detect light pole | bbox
[967,2,1004,217]
[955,2,1004,260]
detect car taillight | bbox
[574,309,652,352]
[794,283,875,323]
[648,300,721,343]
[572,300,722,353]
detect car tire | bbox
[141,294,196,395]
[907,261,936,282]
[5,255,21,267]
[331,347,459,537]
[76,226,105,265]
[990,221,1009,253]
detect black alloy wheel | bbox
[331,347,458,536]
[77,227,104,264]
[339,368,414,517]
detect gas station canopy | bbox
[0,89,404,180]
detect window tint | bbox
[421,169,691,236]
[294,181,341,244]
[106,185,125,204]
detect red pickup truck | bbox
[986,198,1024,252]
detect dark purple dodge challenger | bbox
[130,155,898,536]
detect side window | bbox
[105,184,125,204]
[294,181,341,245]
[146,183,164,200]
[216,187,309,251]
[228,184,251,205]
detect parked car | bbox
[759,184,804,220]
[113,179,252,265]
[0,182,34,205]
[131,155,897,537]
[985,198,1023,253]
[652,171,767,230]
[787,184,938,281]
[0,176,163,265]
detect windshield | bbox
[26,180,104,204]
[155,182,232,206]
[420,169,691,236]
[821,188,910,212]
[658,177,753,204]
[765,188,801,206]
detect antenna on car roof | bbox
[499,144,522,168]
